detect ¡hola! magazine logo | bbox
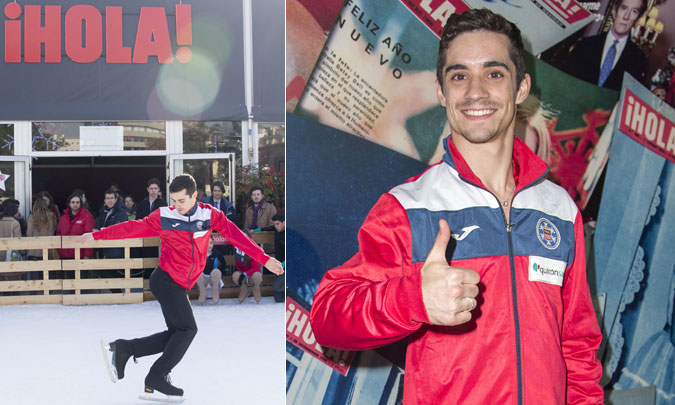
[3,2,193,64]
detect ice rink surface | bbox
[0,297,285,404]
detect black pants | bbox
[128,267,197,377]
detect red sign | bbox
[540,0,591,25]
[4,2,192,64]
[400,0,471,38]
[286,297,355,376]
[619,88,675,163]
[211,233,229,245]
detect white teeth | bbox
[464,109,494,116]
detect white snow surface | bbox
[0,297,285,405]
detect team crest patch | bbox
[536,218,560,250]
[196,221,203,230]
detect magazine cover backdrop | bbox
[286,1,672,403]
[287,28,617,405]
[593,74,675,405]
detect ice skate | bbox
[197,287,207,305]
[238,283,249,303]
[138,390,185,403]
[139,372,185,403]
[100,338,135,383]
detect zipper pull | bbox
[506,223,513,232]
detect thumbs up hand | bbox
[421,220,480,326]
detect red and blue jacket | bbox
[310,137,603,404]
[93,202,270,290]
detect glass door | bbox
[0,156,31,219]
[168,153,236,207]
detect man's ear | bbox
[436,80,447,107]
[516,74,531,105]
[192,191,198,200]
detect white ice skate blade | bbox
[139,391,185,403]
[100,339,118,383]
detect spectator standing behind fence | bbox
[37,190,60,225]
[202,181,237,224]
[56,193,94,259]
[195,237,225,305]
[0,199,22,257]
[13,202,27,236]
[250,212,285,303]
[0,199,24,280]
[96,190,128,259]
[26,197,58,260]
[136,178,167,220]
[124,195,137,221]
[136,179,168,273]
[243,186,276,233]
[73,188,98,223]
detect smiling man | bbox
[565,0,647,90]
[309,9,603,404]
[76,174,283,403]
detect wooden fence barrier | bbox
[0,232,277,306]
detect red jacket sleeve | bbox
[562,212,604,404]
[93,210,160,240]
[309,193,429,351]
[210,207,270,267]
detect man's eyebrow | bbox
[444,64,467,76]
[444,61,511,76]
[484,61,510,71]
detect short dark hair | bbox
[613,0,647,16]
[104,189,117,198]
[272,213,284,222]
[436,9,526,88]
[67,193,82,205]
[1,199,19,218]
[169,174,197,195]
[250,186,263,196]
[211,181,225,193]
[146,178,161,188]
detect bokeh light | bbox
[153,17,234,116]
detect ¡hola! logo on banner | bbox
[3,2,193,64]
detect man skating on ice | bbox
[77,174,283,402]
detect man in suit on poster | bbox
[565,0,647,91]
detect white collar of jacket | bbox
[441,135,549,192]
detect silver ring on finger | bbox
[465,297,475,312]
